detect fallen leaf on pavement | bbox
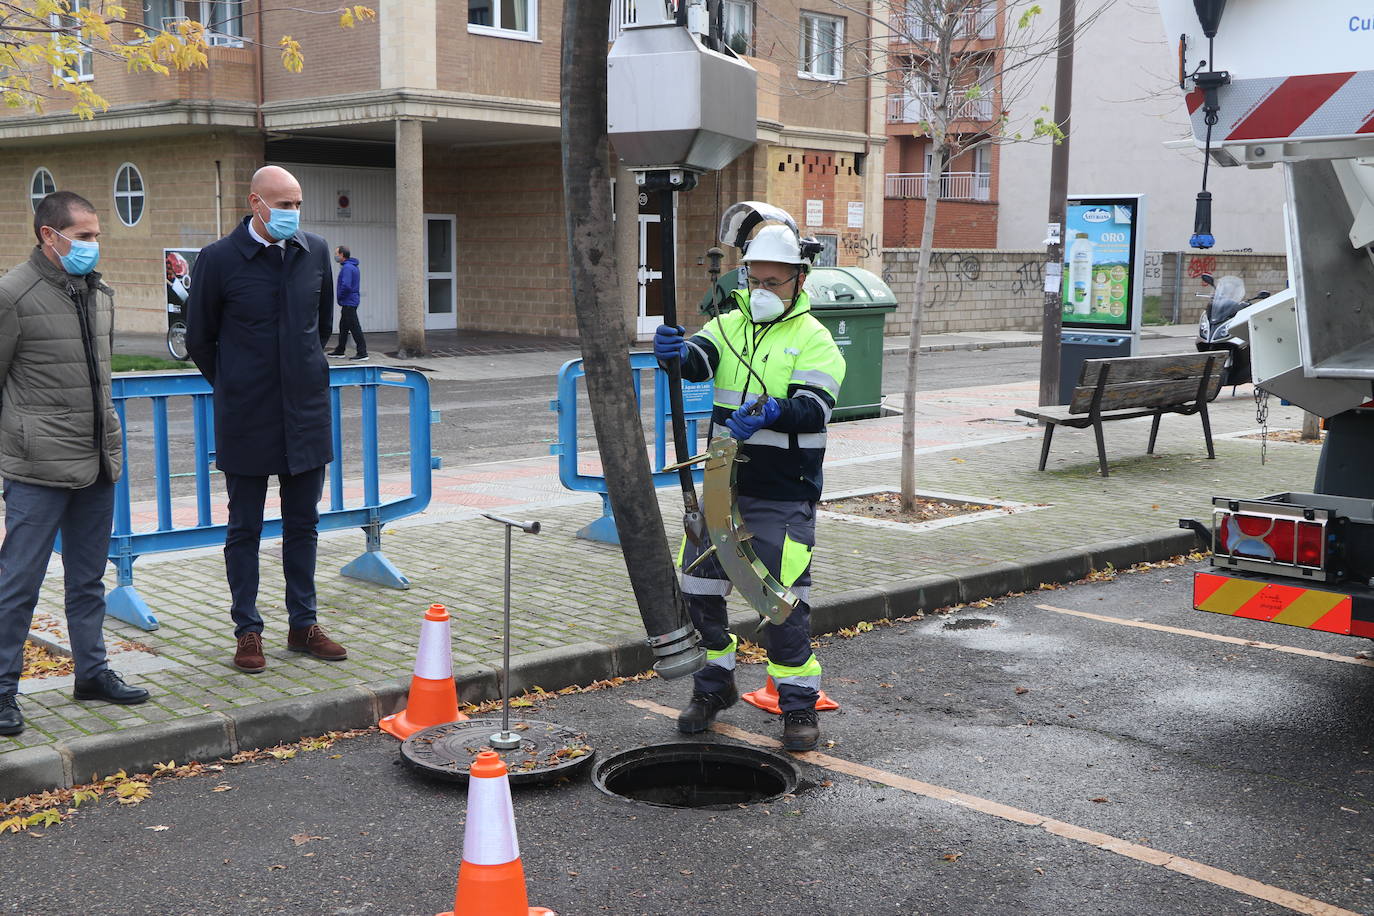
[1014,687,1029,695]
[212,784,234,793]
[1090,797,1109,804]
[147,825,171,832]
[291,834,324,846]
[942,852,963,862]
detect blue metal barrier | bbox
[549,353,713,543]
[71,366,438,631]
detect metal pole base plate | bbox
[400,718,595,786]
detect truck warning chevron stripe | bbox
[1185,71,1374,144]
[1194,571,1353,634]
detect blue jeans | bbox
[224,468,325,638]
[0,479,115,696]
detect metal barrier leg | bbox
[340,512,410,588]
[105,551,160,630]
[575,493,620,544]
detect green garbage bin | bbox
[699,267,898,421]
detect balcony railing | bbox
[887,91,995,124]
[610,0,674,41]
[885,171,992,201]
[894,6,997,42]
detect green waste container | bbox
[697,266,898,421]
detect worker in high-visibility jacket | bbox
[654,223,846,751]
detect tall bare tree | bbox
[817,0,1106,509]
[559,0,698,671]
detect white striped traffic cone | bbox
[380,603,467,739]
[438,751,555,916]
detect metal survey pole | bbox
[482,513,540,749]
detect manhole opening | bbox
[943,617,997,630]
[592,743,798,809]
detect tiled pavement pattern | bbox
[1,371,1317,764]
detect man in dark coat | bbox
[186,165,347,673]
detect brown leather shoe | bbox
[234,632,267,673]
[287,624,347,661]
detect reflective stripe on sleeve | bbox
[684,339,715,378]
[791,369,841,397]
[793,388,833,422]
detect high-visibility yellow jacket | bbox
[683,289,846,502]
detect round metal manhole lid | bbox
[592,742,799,809]
[400,718,595,786]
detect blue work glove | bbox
[653,324,687,363]
[725,397,781,441]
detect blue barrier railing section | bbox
[67,366,437,631]
[550,352,714,544]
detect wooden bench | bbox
[1014,351,1225,477]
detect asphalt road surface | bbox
[6,562,1371,915]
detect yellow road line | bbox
[1034,604,1374,668]
[627,699,1360,916]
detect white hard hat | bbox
[742,224,806,265]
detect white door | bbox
[425,214,457,330]
[271,162,398,332]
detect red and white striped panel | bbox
[1185,71,1374,144]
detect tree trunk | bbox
[560,0,696,661]
[899,143,945,512]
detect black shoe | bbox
[782,708,820,751]
[328,350,346,358]
[0,695,22,736]
[73,670,150,706]
[349,353,369,361]
[677,684,738,734]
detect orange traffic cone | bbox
[742,676,839,714]
[438,751,556,916]
[380,603,467,739]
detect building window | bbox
[114,163,145,227]
[51,0,94,83]
[145,1,243,46]
[800,12,843,80]
[723,0,753,55]
[469,0,537,39]
[29,168,56,213]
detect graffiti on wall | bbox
[841,233,881,260]
[1011,260,1043,297]
[929,251,982,304]
[1186,255,1217,279]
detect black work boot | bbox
[0,695,22,736]
[677,684,739,734]
[782,708,820,751]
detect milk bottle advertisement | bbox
[1061,200,1137,329]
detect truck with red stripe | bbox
[1161,0,1374,641]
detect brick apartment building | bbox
[0,0,886,345]
[882,0,1001,248]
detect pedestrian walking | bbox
[654,218,845,751]
[328,246,367,360]
[186,165,348,674]
[0,191,150,736]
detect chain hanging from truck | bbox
[1253,385,1269,466]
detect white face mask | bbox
[747,288,786,323]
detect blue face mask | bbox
[51,230,99,276]
[255,198,300,240]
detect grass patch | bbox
[112,355,194,373]
[1142,293,1169,326]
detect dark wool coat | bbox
[186,217,334,476]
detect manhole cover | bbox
[943,617,997,630]
[592,742,798,809]
[400,718,594,786]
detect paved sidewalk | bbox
[1,336,1315,798]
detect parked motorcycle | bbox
[1196,274,1270,390]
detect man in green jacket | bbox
[0,191,149,737]
[654,222,846,751]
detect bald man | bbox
[187,166,347,674]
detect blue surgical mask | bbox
[51,230,100,276]
[255,197,300,240]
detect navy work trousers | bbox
[224,467,326,638]
[680,494,818,713]
[0,479,115,696]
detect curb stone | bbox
[0,528,1205,799]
